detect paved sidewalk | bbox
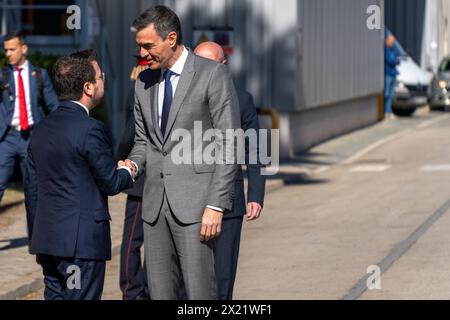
[0,179,284,300]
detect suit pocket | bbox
[94,210,111,222]
[193,164,215,173]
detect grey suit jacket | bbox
[128,50,241,224]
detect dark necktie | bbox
[17,67,29,131]
[160,69,174,136]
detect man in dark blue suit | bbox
[0,30,59,204]
[194,42,266,300]
[25,49,135,300]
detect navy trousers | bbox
[119,195,149,299]
[0,128,30,204]
[38,254,106,300]
[215,216,244,300]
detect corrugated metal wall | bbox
[298,0,384,110]
[385,0,426,63]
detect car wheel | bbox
[392,107,416,117]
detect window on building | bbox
[21,0,75,36]
[0,0,76,36]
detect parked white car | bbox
[393,55,433,116]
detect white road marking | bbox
[417,114,450,129]
[341,130,411,165]
[349,165,391,172]
[420,164,450,172]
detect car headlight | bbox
[439,80,447,89]
[395,81,409,95]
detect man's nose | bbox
[140,47,149,58]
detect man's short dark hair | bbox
[53,49,98,101]
[3,30,26,44]
[132,5,183,45]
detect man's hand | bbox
[200,207,223,242]
[118,159,137,179]
[246,202,262,221]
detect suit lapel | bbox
[163,51,195,144]
[7,67,15,111]
[150,78,164,144]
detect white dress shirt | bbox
[11,60,34,129]
[70,100,133,179]
[157,46,189,126]
[71,100,90,116]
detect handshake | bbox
[117,159,138,180]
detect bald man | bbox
[193,41,266,299]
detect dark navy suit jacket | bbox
[0,62,59,141]
[229,89,266,218]
[25,101,133,261]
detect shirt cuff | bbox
[206,205,224,212]
[131,161,139,175]
[118,166,134,181]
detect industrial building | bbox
[1,0,385,158]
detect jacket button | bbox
[162,152,168,157]
[160,173,164,179]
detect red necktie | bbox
[17,67,29,131]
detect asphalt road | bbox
[234,109,450,299]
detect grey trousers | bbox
[143,194,217,300]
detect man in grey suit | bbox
[123,6,241,300]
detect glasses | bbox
[96,72,105,81]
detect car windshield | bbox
[439,59,450,72]
[392,40,406,57]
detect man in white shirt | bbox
[0,30,59,205]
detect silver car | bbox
[430,57,450,110]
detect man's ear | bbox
[83,82,92,97]
[167,31,177,48]
[22,44,28,55]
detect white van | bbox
[392,44,433,116]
